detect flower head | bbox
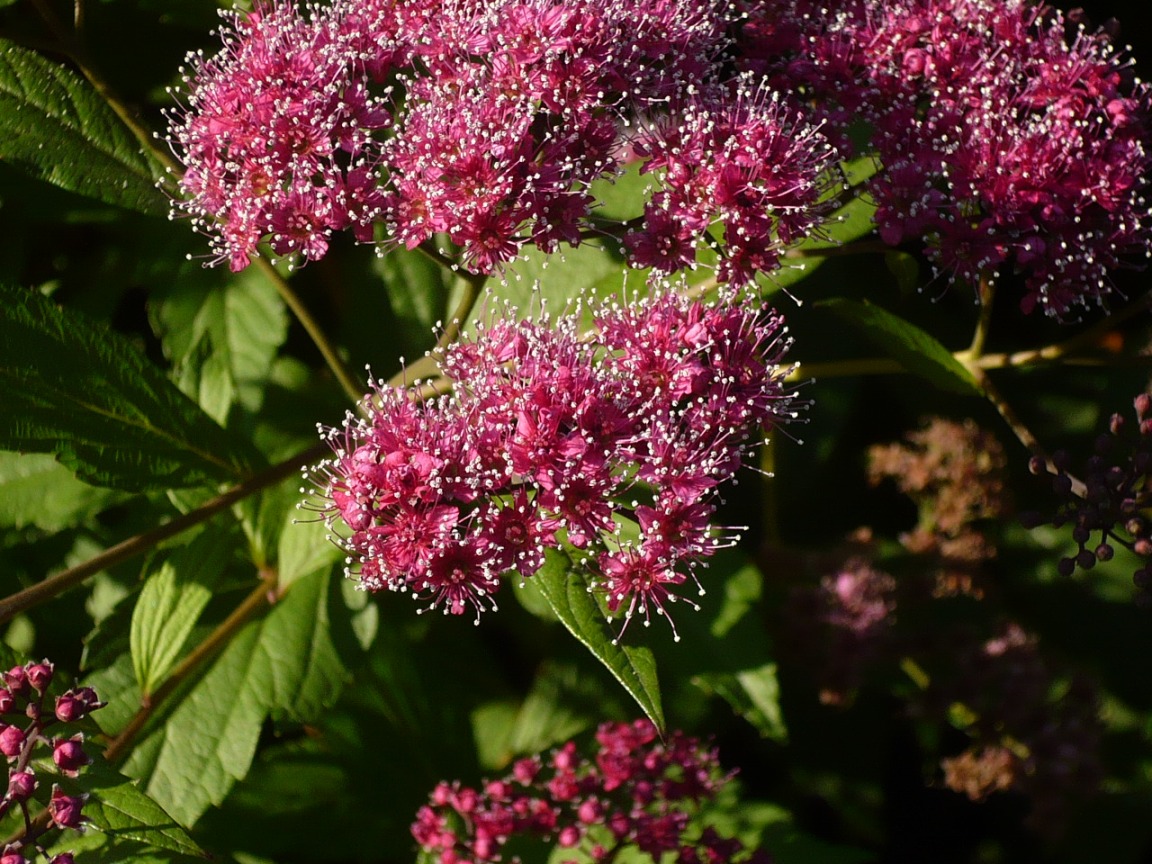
[741,0,1152,317]
[627,80,839,284]
[412,720,767,864]
[308,290,799,637]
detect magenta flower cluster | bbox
[1,661,103,864]
[311,292,798,636]
[412,719,772,864]
[627,82,838,285]
[741,0,1152,317]
[168,0,836,283]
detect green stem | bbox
[0,444,326,628]
[435,271,488,355]
[968,274,995,359]
[254,258,364,403]
[415,239,462,273]
[974,369,1086,497]
[793,309,1152,381]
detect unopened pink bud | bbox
[49,786,86,829]
[50,855,76,864]
[27,660,54,692]
[7,770,37,800]
[53,738,91,775]
[54,686,101,723]
[512,757,539,784]
[0,853,28,864]
[0,689,13,714]
[0,724,26,758]
[2,667,28,697]
[577,799,603,824]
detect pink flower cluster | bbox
[169,0,838,283]
[740,0,1152,317]
[626,82,839,285]
[412,719,772,864]
[310,292,798,636]
[168,2,389,270]
[1,661,103,864]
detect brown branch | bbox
[0,443,326,627]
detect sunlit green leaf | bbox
[131,530,232,695]
[695,664,787,741]
[772,194,878,291]
[533,550,664,732]
[0,451,123,531]
[79,756,207,858]
[114,564,349,826]
[0,283,259,490]
[0,39,166,215]
[817,297,980,395]
[152,268,289,422]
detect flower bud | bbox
[49,786,86,829]
[6,770,37,801]
[0,689,12,714]
[53,738,91,775]
[2,667,28,697]
[51,855,76,864]
[55,687,100,724]
[0,853,28,864]
[27,660,54,692]
[512,757,540,785]
[0,724,26,758]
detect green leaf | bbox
[0,40,166,216]
[130,530,232,695]
[80,756,207,858]
[118,565,349,826]
[588,160,653,222]
[816,297,981,396]
[373,245,450,360]
[773,194,878,291]
[0,451,123,531]
[0,283,259,490]
[533,550,664,732]
[695,664,787,741]
[278,506,343,590]
[885,250,921,296]
[152,268,289,423]
[484,240,630,328]
[263,562,349,720]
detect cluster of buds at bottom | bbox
[413,719,771,864]
[1025,393,1152,601]
[1,660,104,864]
[307,290,800,639]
